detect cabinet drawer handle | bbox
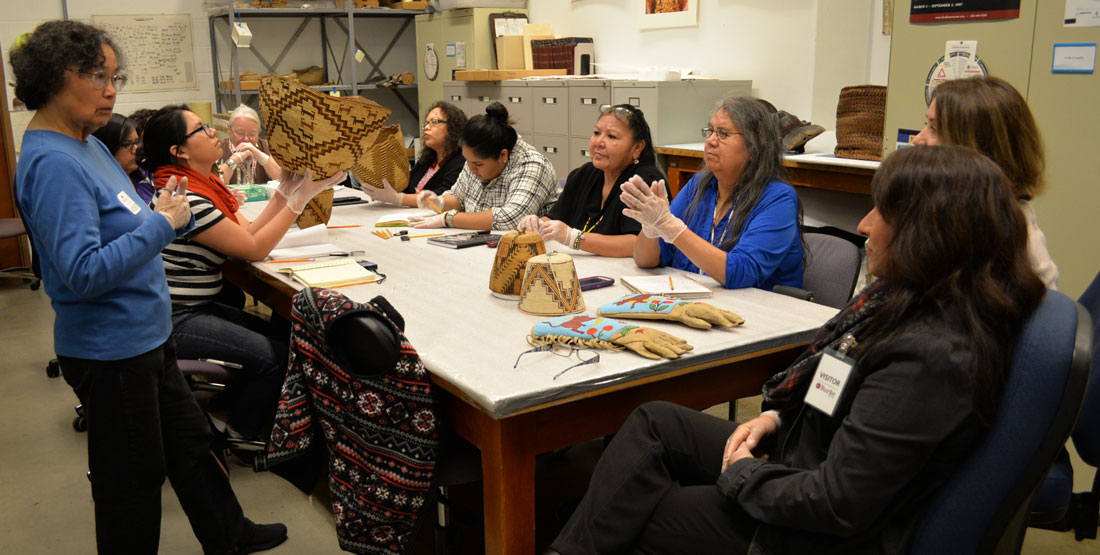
[450,95,462,101]
[581,149,590,157]
[581,98,596,105]
[478,96,491,102]
[542,97,557,104]
[628,97,641,106]
[543,146,558,154]
[509,96,522,103]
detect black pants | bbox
[551,401,757,555]
[59,339,247,554]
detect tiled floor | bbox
[0,281,1093,553]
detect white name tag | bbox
[803,349,854,417]
[117,190,141,215]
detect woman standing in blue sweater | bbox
[623,96,804,290]
[11,21,285,554]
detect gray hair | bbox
[228,104,261,128]
[686,96,794,251]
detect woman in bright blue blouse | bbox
[623,96,803,290]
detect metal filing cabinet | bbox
[499,82,532,136]
[441,81,475,120]
[527,134,569,181]
[568,80,612,136]
[529,81,569,136]
[611,80,753,145]
[569,136,592,175]
[466,83,500,118]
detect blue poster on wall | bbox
[911,1,1021,23]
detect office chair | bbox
[0,217,40,289]
[773,226,864,309]
[907,290,1093,554]
[1030,269,1100,540]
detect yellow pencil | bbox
[668,275,675,291]
[428,200,443,214]
[331,279,377,288]
[407,232,444,239]
[267,258,313,263]
[328,225,362,229]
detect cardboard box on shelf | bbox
[495,35,525,70]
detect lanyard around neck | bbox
[710,199,735,246]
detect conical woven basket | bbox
[835,85,887,161]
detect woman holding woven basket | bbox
[548,145,1045,554]
[219,104,283,185]
[140,104,345,443]
[623,96,804,290]
[913,76,1058,289]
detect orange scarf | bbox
[153,164,240,224]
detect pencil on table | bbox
[328,225,362,229]
[429,200,443,215]
[331,279,377,288]
[267,258,313,263]
[407,232,443,239]
[669,275,675,291]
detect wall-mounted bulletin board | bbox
[91,14,197,92]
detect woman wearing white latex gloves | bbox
[409,102,558,230]
[625,96,804,290]
[219,104,282,184]
[141,104,345,442]
[361,101,468,208]
[522,104,664,256]
[12,21,287,553]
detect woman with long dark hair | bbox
[623,96,803,289]
[548,145,1046,554]
[139,104,344,443]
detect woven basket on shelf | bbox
[834,85,887,161]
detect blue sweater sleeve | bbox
[722,184,801,289]
[658,174,699,266]
[22,150,177,299]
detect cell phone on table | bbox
[579,276,615,291]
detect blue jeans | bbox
[59,340,247,554]
[171,302,288,438]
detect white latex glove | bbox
[416,190,445,213]
[155,176,192,230]
[286,169,348,214]
[517,214,542,232]
[409,213,446,229]
[235,142,266,163]
[361,177,404,205]
[274,172,306,199]
[539,219,580,247]
[621,175,687,243]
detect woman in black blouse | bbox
[521,104,664,257]
[362,101,467,205]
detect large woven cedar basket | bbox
[834,85,887,161]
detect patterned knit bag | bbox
[266,288,439,554]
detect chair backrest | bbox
[1073,270,1100,466]
[801,231,863,309]
[908,290,1093,554]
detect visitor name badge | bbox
[804,334,857,417]
[117,190,141,215]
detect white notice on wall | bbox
[1065,0,1100,27]
[92,14,197,92]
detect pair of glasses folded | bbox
[514,343,600,380]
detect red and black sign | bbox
[910,0,1020,23]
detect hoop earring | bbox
[633,158,639,165]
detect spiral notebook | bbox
[621,274,713,298]
[277,258,379,288]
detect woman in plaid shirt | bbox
[410,102,559,230]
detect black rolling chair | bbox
[0,217,40,289]
[908,290,1093,553]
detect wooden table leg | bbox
[480,416,536,554]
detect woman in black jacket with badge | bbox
[519,104,664,257]
[547,145,1045,554]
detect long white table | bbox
[231,190,837,552]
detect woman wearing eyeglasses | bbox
[403,101,559,230]
[91,113,155,204]
[219,104,283,185]
[140,104,345,446]
[361,101,468,206]
[623,96,804,290]
[517,104,665,257]
[12,21,287,554]
[549,146,1045,555]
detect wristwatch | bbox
[444,209,458,228]
[225,156,239,170]
[573,231,586,250]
